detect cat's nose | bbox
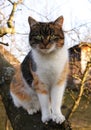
[43,40,48,45]
[40,42,49,49]
[44,43,49,49]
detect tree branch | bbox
[66,60,91,119]
[7,2,17,28]
[0,0,22,37]
[0,42,9,46]
[0,27,15,37]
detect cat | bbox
[10,16,69,124]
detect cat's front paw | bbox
[51,113,65,124]
[42,113,51,123]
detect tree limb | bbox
[0,27,15,37]
[7,2,17,28]
[0,0,22,37]
[66,60,91,119]
[0,42,9,46]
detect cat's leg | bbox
[10,91,21,108]
[51,83,66,124]
[37,93,51,123]
[21,76,40,114]
[10,66,40,115]
[32,73,51,123]
[11,91,40,115]
[20,99,40,115]
[10,87,40,115]
[27,93,40,115]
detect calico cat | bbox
[10,16,69,124]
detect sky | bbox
[0,0,91,61]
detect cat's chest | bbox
[32,50,68,86]
[37,59,61,86]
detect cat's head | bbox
[28,16,64,54]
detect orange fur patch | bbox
[57,62,69,86]
[10,65,31,101]
[28,62,48,95]
[32,71,48,94]
[56,39,64,47]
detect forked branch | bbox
[0,0,22,37]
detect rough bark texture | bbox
[0,53,72,130]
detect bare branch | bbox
[0,42,9,46]
[0,0,22,37]
[0,27,15,37]
[64,22,91,33]
[8,0,13,5]
[72,74,82,82]
[7,2,17,28]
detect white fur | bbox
[37,93,51,122]
[32,45,68,86]
[32,45,68,123]
[51,83,66,123]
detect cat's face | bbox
[28,16,64,54]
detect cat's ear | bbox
[54,16,64,27]
[28,16,38,27]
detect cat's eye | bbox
[50,35,59,40]
[34,35,43,40]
